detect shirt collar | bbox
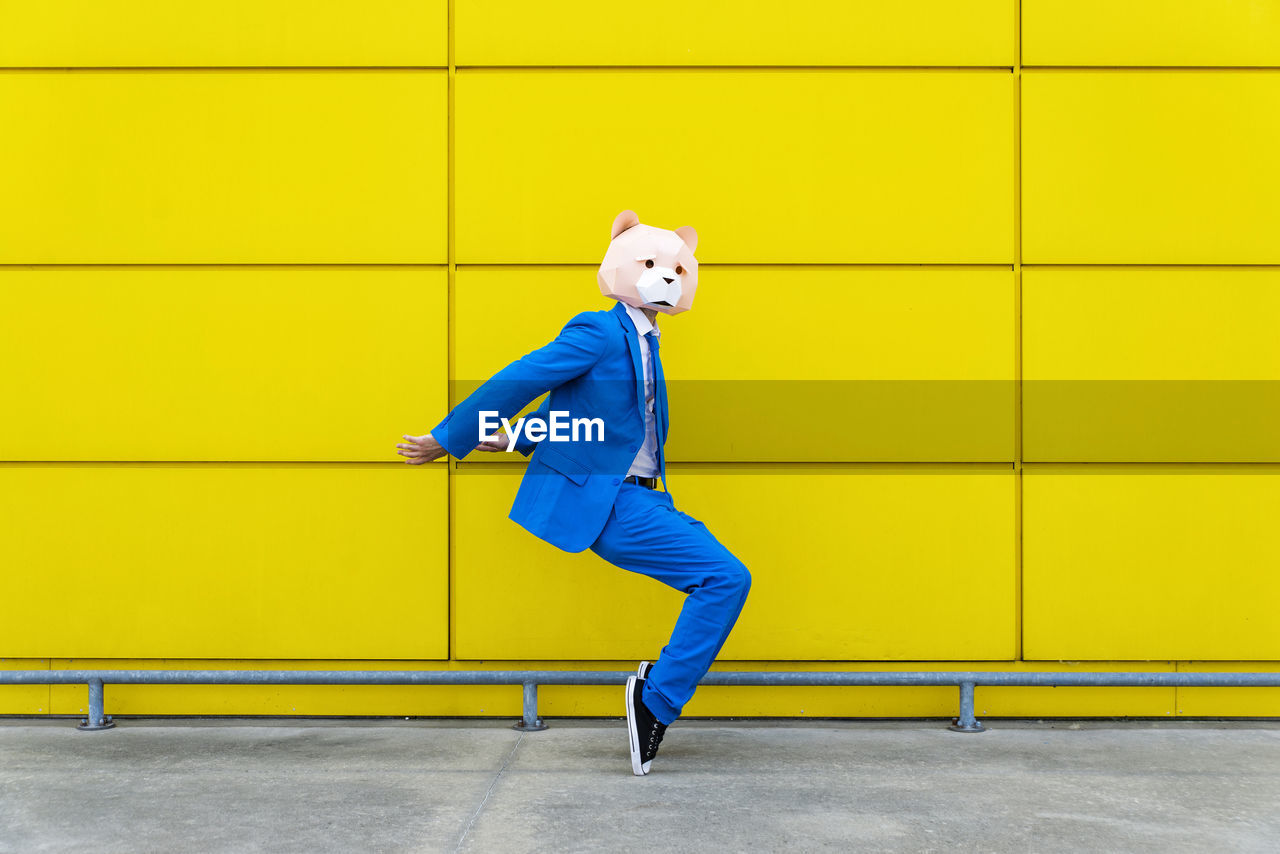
[623,302,657,338]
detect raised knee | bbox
[703,557,750,597]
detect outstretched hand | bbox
[397,430,513,462]
[396,433,447,465]
[474,432,511,452]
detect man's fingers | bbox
[397,432,447,463]
[397,446,442,459]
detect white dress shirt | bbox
[623,303,661,479]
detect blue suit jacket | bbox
[432,301,668,553]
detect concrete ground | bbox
[1,717,1277,853]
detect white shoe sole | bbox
[625,675,647,776]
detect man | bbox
[396,210,751,776]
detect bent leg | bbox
[674,505,753,665]
[590,485,752,725]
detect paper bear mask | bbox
[597,210,699,315]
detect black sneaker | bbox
[625,674,668,775]
[637,660,653,681]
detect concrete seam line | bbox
[453,732,524,853]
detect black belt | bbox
[624,475,657,489]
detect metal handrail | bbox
[2,669,1277,733]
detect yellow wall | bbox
[3,1,1278,720]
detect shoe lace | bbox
[647,719,667,751]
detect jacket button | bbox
[611,478,620,485]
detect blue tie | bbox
[645,330,665,483]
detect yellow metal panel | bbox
[1023,0,1280,67]
[456,268,1013,380]
[1176,662,1280,717]
[1023,466,1280,661]
[0,71,446,263]
[455,71,1015,263]
[0,464,448,660]
[454,465,1015,661]
[453,269,603,383]
[977,661,1176,718]
[0,268,445,461]
[453,268,1015,461]
[0,1,447,67]
[0,660,50,714]
[1022,72,1280,263]
[455,0,1014,67]
[1023,269,1280,462]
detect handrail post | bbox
[513,681,547,731]
[947,680,985,733]
[77,677,116,731]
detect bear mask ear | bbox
[674,225,697,252]
[611,209,641,239]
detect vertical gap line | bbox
[446,0,458,664]
[1013,0,1024,663]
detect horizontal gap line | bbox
[12,659,1265,666]
[6,263,1280,271]
[464,462,1280,468]
[1022,264,1280,270]
[1022,65,1280,72]
[0,263,1012,271]
[5,66,1278,73]
[0,65,1015,72]
[455,65,1013,72]
[0,264,450,270]
[6,462,1277,470]
[0,461,1012,466]
[454,263,1015,271]
[0,66,448,72]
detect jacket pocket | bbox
[535,445,590,486]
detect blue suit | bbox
[432,300,751,725]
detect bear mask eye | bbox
[644,259,654,268]
[675,265,684,275]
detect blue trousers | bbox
[589,482,752,725]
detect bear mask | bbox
[597,209,699,315]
